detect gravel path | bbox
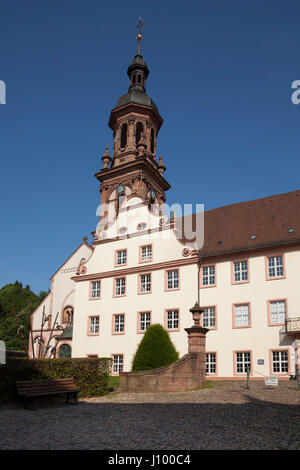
[1,381,299,450]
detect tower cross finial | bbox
[135,17,146,55]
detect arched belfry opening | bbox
[136,122,144,147]
[120,123,128,149]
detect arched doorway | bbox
[58,344,71,358]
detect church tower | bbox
[95,30,170,231]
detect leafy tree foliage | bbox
[132,324,179,372]
[0,281,48,351]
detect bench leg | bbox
[25,397,36,410]
[73,391,79,405]
[65,393,71,404]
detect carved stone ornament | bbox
[182,248,192,257]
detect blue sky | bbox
[0,0,300,294]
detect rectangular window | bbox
[166,309,179,330]
[270,301,286,324]
[115,277,126,296]
[268,256,284,278]
[139,312,151,332]
[113,355,123,374]
[272,351,288,373]
[89,316,99,335]
[203,307,216,328]
[166,269,179,290]
[234,304,250,327]
[91,281,101,299]
[116,249,127,266]
[202,266,215,286]
[114,314,125,333]
[206,353,216,375]
[236,352,251,374]
[233,261,248,283]
[141,245,152,262]
[140,273,151,293]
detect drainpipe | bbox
[197,251,203,306]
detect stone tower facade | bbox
[94,34,170,232]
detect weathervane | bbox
[135,17,146,55]
[135,17,146,37]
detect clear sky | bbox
[1,0,299,294]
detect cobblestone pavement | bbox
[1,381,299,450]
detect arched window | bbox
[135,122,144,146]
[59,344,71,358]
[138,74,141,84]
[133,75,136,84]
[120,123,127,148]
[151,128,155,153]
[63,306,74,324]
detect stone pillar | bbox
[185,325,208,355]
[185,302,209,352]
[184,303,209,387]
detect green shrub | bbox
[132,324,178,372]
[0,357,112,403]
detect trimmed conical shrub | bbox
[132,324,179,372]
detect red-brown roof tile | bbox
[176,189,300,257]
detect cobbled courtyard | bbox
[1,381,299,450]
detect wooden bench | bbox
[16,378,79,409]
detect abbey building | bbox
[29,35,300,380]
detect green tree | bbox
[132,324,179,372]
[0,282,47,351]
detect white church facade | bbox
[29,35,300,380]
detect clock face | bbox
[117,184,125,195]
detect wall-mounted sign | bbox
[257,359,264,365]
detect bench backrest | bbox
[16,378,77,393]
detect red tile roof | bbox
[176,189,300,257]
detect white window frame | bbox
[234,304,250,327]
[166,309,179,330]
[270,301,286,324]
[234,261,248,282]
[115,277,126,296]
[113,355,123,374]
[202,266,215,286]
[114,314,125,333]
[167,269,179,290]
[117,249,127,265]
[272,350,288,373]
[203,307,216,328]
[89,316,99,335]
[206,353,216,375]
[236,352,251,374]
[139,312,151,332]
[268,256,284,278]
[141,245,152,262]
[140,274,151,293]
[91,281,101,299]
